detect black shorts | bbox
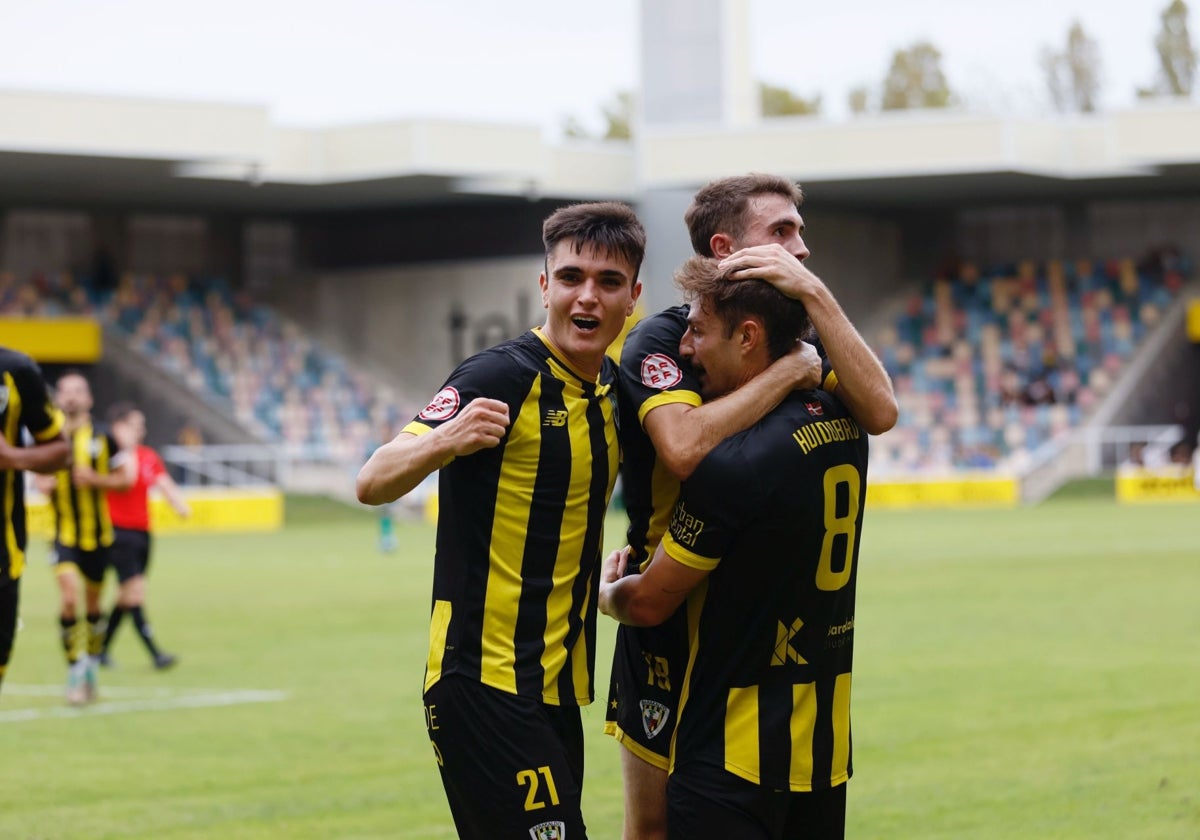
[0,578,18,668]
[424,675,589,840]
[109,528,151,583]
[668,764,847,840]
[53,543,109,585]
[604,606,690,770]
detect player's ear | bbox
[538,271,549,308]
[627,279,642,316]
[710,233,735,259]
[738,319,762,354]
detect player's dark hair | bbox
[542,202,647,280]
[685,174,804,257]
[107,401,140,425]
[674,255,810,361]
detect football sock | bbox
[59,615,78,665]
[86,612,106,658]
[129,606,162,659]
[103,606,127,652]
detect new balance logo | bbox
[543,410,568,427]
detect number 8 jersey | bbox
[661,387,869,793]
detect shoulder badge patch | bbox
[640,353,682,390]
[804,400,824,417]
[529,820,566,840]
[418,387,461,421]
[640,699,671,739]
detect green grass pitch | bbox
[2,492,1198,838]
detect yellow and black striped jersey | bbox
[49,421,119,551]
[406,328,620,707]
[662,388,869,793]
[1,347,65,581]
[617,306,702,567]
[618,307,836,567]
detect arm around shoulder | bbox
[647,342,821,481]
[802,284,898,435]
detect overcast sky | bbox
[0,0,1180,134]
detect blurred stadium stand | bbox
[3,85,1200,504]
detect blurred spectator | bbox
[176,423,204,448]
[1167,439,1193,466]
[1123,442,1147,468]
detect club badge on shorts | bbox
[640,699,671,739]
[529,820,566,839]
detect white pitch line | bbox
[5,683,203,698]
[0,689,288,724]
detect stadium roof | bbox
[3,90,1200,213]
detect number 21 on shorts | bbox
[516,765,560,811]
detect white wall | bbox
[282,256,546,402]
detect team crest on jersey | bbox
[804,400,824,416]
[418,387,461,421]
[640,699,671,739]
[640,353,682,390]
[0,385,8,414]
[529,820,566,840]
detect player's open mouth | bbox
[572,316,600,331]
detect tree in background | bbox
[1138,0,1196,98]
[601,91,633,140]
[563,91,633,141]
[760,81,822,117]
[880,41,956,111]
[1042,21,1102,113]
[847,85,872,116]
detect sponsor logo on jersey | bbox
[418,387,461,421]
[641,353,682,390]
[90,438,103,458]
[640,699,671,739]
[529,821,566,840]
[668,501,705,548]
[772,618,807,666]
[543,409,568,427]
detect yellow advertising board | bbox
[1115,468,1200,504]
[866,474,1021,509]
[26,487,284,537]
[0,318,103,363]
[1187,299,1200,343]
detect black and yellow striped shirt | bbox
[50,421,119,552]
[620,308,837,567]
[617,306,702,568]
[407,328,619,707]
[663,389,869,792]
[1,348,65,581]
